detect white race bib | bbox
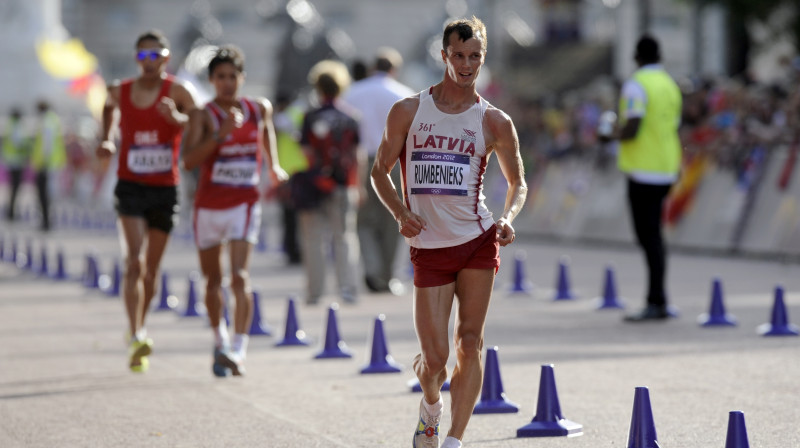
[128,145,173,174]
[211,158,260,187]
[409,151,471,196]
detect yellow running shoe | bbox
[129,338,153,373]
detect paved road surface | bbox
[1,217,798,447]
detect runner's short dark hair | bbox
[442,16,487,54]
[208,45,245,77]
[135,29,170,49]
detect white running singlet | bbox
[402,87,494,249]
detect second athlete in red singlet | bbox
[182,45,287,377]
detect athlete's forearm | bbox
[182,132,220,171]
[263,124,280,171]
[371,165,406,221]
[499,179,528,224]
[99,103,116,143]
[170,111,190,127]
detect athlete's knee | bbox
[419,347,449,374]
[125,257,143,280]
[205,273,223,294]
[230,268,249,292]
[142,267,158,289]
[454,330,483,361]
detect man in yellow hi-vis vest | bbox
[2,107,29,223]
[603,35,682,322]
[31,100,66,231]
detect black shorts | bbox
[114,180,179,233]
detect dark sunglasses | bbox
[136,48,170,61]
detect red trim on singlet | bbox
[117,75,183,186]
[474,154,487,232]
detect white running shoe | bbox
[215,347,246,376]
[413,399,441,448]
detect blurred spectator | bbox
[343,47,414,294]
[31,100,66,231]
[295,60,365,304]
[350,59,368,82]
[273,91,309,265]
[2,107,29,222]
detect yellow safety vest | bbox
[31,111,66,171]
[276,105,309,176]
[2,117,29,168]
[618,68,682,176]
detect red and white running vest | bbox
[194,98,263,209]
[117,76,183,186]
[401,87,494,249]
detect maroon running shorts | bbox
[410,224,500,288]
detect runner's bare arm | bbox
[181,109,217,171]
[159,82,198,127]
[486,107,527,246]
[96,82,121,158]
[370,96,428,237]
[257,98,288,184]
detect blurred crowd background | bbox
[1,0,799,254]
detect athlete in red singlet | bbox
[183,45,286,377]
[96,30,198,373]
[371,17,527,448]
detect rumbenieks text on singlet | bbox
[409,151,471,196]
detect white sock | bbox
[423,395,443,416]
[135,328,147,342]
[441,436,462,448]
[232,333,249,359]
[214,323,230,349]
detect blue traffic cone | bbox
[314,304,352,359]
[757,285,799,336]
[595,265,624,309]
[473,346,519,414]
[725,411,750,448]
[409,378,451,393]
[553,258,577,301]
[360,314,402,374]
[182,272,204,317]
[85,254,100,289]
[52,249,68,280]
[275,297,310,346]
[81,254,91,286]
[249,290,273,336]
[81,210,93,229]
[256,226,268,253]
[517,364,582,437]
[37,245,49,277]
[106,260,121,297]
[10,237,18,264]
[24,239,34,270]
[58,208,69,229]
[508,250,534,296]
[626,386,658,448]
[4,237,17,265]
[155,271,177,311]
[699,278,737,326]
